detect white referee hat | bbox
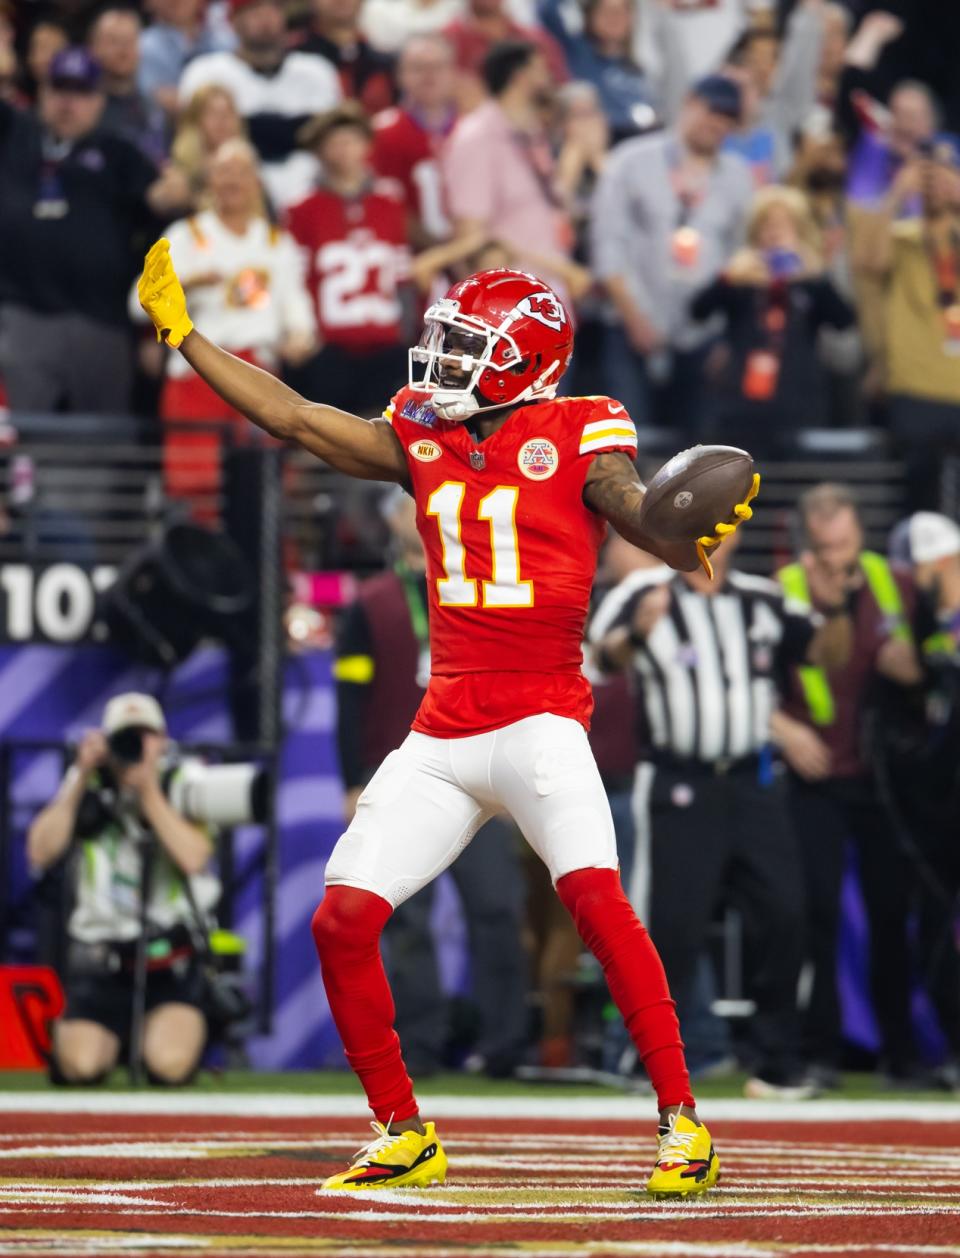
[889,512,960,565]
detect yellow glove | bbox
[137,237,194,349]
[695,472,761,579]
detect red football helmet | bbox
[408,268,574,421]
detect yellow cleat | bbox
[646,1112,720,1200]
[319,1120,447,1191]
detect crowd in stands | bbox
[4,0,960,1093]
[0,0,959,512]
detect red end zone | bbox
[1,1106,959,1256]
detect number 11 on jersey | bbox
[426,482,534,609]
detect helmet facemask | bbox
[408,298,560,422]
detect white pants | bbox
[325,713,619,907]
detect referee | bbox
[590,532,852,1095]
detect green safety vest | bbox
[922,630,956,657]
[777,551,913,727]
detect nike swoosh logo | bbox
[608,403,625,414]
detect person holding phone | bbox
[690,184,855,455]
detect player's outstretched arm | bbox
[584,453,701,570]
[584,451,759,576]
[179,331,408,481]
[138,240,408,484]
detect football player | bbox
[139,241,758,1198]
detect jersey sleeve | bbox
[382,389,404,427]
[576,398,639,459]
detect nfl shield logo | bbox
[470,450,486,471]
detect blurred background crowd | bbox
[1,0,960,1097]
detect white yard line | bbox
[0,1242,957,1258]
[2,1093,960,1121]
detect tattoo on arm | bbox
[582,452,648,544]
[583,451,700,572]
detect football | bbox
[637,445,755,543]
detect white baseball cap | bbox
[889,512,960,565]
[102,692,166,736]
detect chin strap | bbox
[695,473,761,579]
[429,383,558,422]
[430,391,480,421]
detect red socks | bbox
[555,867,695,1111]
[312,869,693,1123]
[311,886,419,1126]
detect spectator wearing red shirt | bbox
[371,34,456,243]
[287,103,411,416]
[443,0,567,111]
[297,0,396,116]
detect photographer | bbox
[881,513,960,1083]
[27,694,219,1086]
[775,485,923,1087]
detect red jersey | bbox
[442,18,568,86]
[286,181,411,350]
[386,387,639,737]
[371,106,452,238]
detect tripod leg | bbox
[129,846,154,1086]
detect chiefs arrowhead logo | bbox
[516,293,566,332]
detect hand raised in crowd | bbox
[281,330,318,367]
[623,309,665,357]
[74,730,108,776]
[800,548,861,611]
[117,733,166,796]
[724,249,770,286]
[888,159,922,206]
[775,714,832,781]
[146,163,193,218]
[559,111,609,172]
[845,10,904,69]
[921,158,960,212]
[856,10,905,48]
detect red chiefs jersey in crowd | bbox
[286,181,411,351]
[371,106,452,238]
[385,387,639,737]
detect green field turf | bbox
[0,1067,954,1102]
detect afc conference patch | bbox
[517,438,559,481]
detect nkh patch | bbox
[517,437,559,481]
[409,439,442,462]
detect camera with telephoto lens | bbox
[105,727,270,827]
[106,725,149,765]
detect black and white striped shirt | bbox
[589,568,815,764]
